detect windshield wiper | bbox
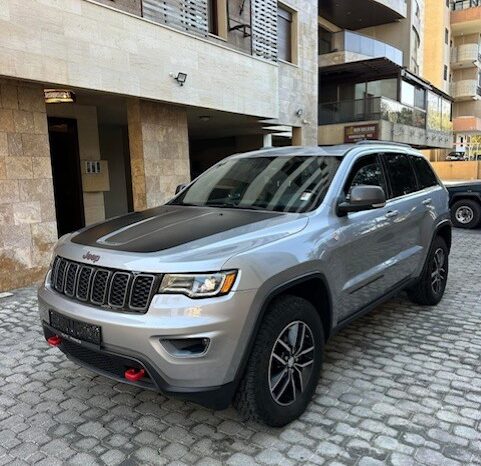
[174,202,203,207]
[206,203,269,211]
[205,202,237,209]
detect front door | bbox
[48,118,85,237]
[331,153,399,320]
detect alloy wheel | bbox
[268,321,315,406]
[431,247,446,295]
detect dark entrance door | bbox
[48,117,85,237]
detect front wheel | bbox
[234,295,324,427]
[407,236,449,306]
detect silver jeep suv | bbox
[38,142,451,426]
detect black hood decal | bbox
[72,205,283,253]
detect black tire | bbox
[234,295,323,427]
[451,199,481,229]
[407,236,449,306]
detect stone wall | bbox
[127,99,190,211]
[277,0,319,145]
[0,80,57,291]
[0,0,278,121]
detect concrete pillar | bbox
[127,99,191,211]
[0,79,57,291]
[263,134,273,148]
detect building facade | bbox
[450,0,481,160]
[424,0,452,95]
[0,0,318,291]
[318,0,453,151]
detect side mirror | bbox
[175,183,187,195]
[337,185,386,216]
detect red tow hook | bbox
[47,335,62,347]
[124,368,145,382]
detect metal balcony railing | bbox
[451,0,481,10]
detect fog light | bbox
[161,338,210,358]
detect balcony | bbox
[319,0,407,30]
[319,31,403,68]
[451,0,481,10]
[319,97,427,128]
[451,1,481,35]
[451,80,481,100]
[451,44,481,69]
[318,97,453,149]
[94,0,276,62]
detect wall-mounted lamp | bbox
[170,72,188,86]
[44,89,76,104]
[199,115,211,122]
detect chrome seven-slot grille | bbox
[50,256,159,313]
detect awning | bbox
[320,58,401,84]
[319,0,406,30]
[320,58,453,101]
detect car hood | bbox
[61,205,308,272]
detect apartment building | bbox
[0,0,318,291]
[424,0,452,95]
[318,0,453,151]
[450,0,481,162]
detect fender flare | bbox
[232,272,333,384]
[418,220,452,275]
[449,192,481,207]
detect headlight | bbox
[159,271,237,298]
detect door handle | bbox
[422,198,432,206]
[385,210,399,219]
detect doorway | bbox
[48,117,85,237]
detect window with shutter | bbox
[277,5,292,62]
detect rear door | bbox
[381,153,426,281]
[410,154,444,262]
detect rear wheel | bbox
[234,295,323,427]
[407,236,449,306]
[451,199,481,229]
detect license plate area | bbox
[49,310,102,346]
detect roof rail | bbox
[355,140,412,148]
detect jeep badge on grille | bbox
[82,251,100,263]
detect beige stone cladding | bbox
[0,79,57,291]
[127,99,190,211]
[0,0,278,121]
[278,0,319,145]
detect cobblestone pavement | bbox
[1,230,481,466]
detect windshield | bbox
[169,155,340,213]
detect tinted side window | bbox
[344,154,387,198]
[411,156,438,189]
[384,154,417,198]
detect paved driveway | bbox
[0,230,480,465]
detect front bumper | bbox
[38,283,257,408]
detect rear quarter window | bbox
[411,156,438,189]
[384,154,417,198]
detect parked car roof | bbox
[230,141,418,160]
